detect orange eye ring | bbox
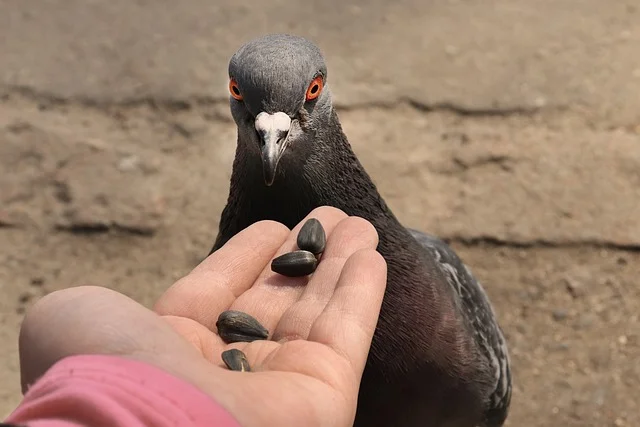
[305,76,324,101]
[229,79,243,101]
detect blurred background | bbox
[1,0,639,425]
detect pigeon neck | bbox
[302,111,407,230]
[215,109,412,249]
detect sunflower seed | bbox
[221,349,251,372]
[271,250,318,277]
[216,310,269,344]
[297,218,326,255]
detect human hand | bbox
[18,206,388,427]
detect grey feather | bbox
[407,228,512,425]
[229,34,327,117]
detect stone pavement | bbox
[2,0,639,120]
[2,0,639,246]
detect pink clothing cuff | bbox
[4,354,242,427]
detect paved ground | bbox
[1,0,639,425]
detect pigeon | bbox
[209,34,512,427]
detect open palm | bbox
[155,207,386,426]
[153,206,388,427]
[18,207,386,427]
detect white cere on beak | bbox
[255,112,292,138]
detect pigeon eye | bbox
[305,76,323,101]
[229,79,243,101]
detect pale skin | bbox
[18,206,388,427]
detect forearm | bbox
[4,354,241,427]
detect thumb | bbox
[18,285,206,392]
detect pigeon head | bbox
[227,34,332,186]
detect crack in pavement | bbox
[2,223,637,253]
[1,85,556,119]
[445,236,640,253]
[2,85,638,250]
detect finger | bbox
[228,206,348,337]
[271,216,379,342]
[307,249,387,378]
[154,220,289,330]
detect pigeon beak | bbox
[255,112,292,186]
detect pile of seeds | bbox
[216,218,327,372]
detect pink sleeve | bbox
[3,354,242,427]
